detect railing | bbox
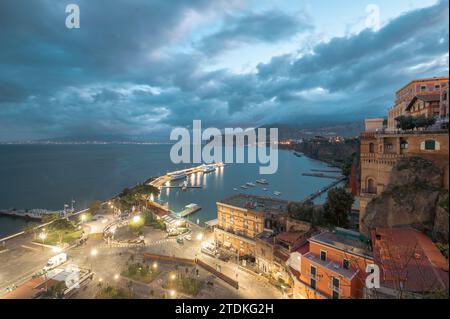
[360,189,378,196]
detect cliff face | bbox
[363,157,449,243]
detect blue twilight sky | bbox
[0,0,448,141]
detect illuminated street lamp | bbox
[132,215,141,224]
[91,248,98,257]
[196,233,204,241]
[114,274,120,280]
[152,262,158,269]
[169,290,176,297]
[80,214,87,222]
[170,273,176,281]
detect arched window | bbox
[367,178,376,194]
[369,143,375,153]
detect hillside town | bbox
[0,76,448,300]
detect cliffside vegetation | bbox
[363,157,449,245]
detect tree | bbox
[288,201,314,223]
[42,213,60,223]
[89,200,102,215]
[414,115,436,130]
[323,187,354,228]
[395,116,415,131]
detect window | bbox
[343,259,350,270]
[421,85,427,92]
[425,140,437,150]
[320,250,327,262]
[369,143,375,153]
[400,140,408,150]
[332,277,340,299]
[310,266,317,290]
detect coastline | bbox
[0,150,341,240]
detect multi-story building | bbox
[405,94,441,118]
[359,128,449,232]
[215,194,289,258]
[387,77,448,130]
[290,228,373,299]
[368,227,449,298]
[439,82,449,129]
[255,229,311,283]
[360,78,449,234]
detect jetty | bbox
[149,162,224,188]
[310,169,342,173]
[302,173,344,180]
[302,177,346,202]
[179,204,201,218]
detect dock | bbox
[302,173,344,180]
[179,204,201,218]
[302,177,346,202]
[160,186,203,189]
[149,163,224,188]
[310,169,342,173]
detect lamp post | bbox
[90,248,98,271]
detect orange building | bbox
[291,228,373,299]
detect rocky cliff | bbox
[363,157,449,243]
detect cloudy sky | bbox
[0,0,448,141]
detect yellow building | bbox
[215,194,288,258]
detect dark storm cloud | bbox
[0,0,448,141]
[197,9,312,55]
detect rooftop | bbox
[303,251,359,280]
[276,231,305,245]
[372,227,449,293]
[217,194,289,215]
[406,94,441,111]
[396,77,449,94]
[256,230,276,244]
[309,228,372,258]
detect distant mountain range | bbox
[262,121,364,140]
[1,121,365,144]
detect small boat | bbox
[273,191,282,196]
[182,180,188,191]
[246,182,256,187]
[170,172,187,181]
[262,188,268,191]
[233,188,238,191]
[256,179,269,185]
[241,185,249,189]
[294,152,302,157]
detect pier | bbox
[302,173,344,180]
[149,162,224,188]
[302,177,346,203]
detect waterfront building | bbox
[360,77,449,234]
[367,227,449,298]
[215,194,289,258]
[289,228,373,299]
[359,127,449,232]
[387,77,449,131]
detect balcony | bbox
[360,189,378,198]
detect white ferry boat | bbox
[256,179,269,185]
[202,165,216,173]
[170,172,187,181]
